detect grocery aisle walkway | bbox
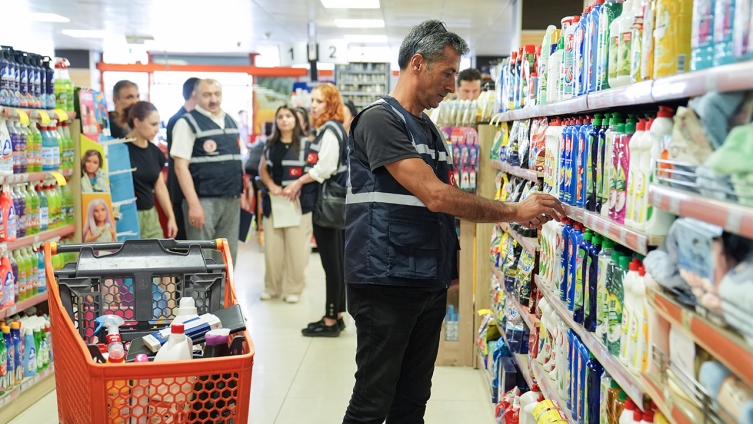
[11,237,495,424]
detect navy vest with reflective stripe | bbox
[344,96,458,289]
[262,138,317,216]
[304,120,348,187]
[182,110,243,198]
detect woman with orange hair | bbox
[282,83,348,337]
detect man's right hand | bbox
[512,193,567,229]
[188,202,206,229]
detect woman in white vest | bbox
[259,106,316,303]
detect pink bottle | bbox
[611,120,635,224]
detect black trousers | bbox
[343,284,447,424]
[312,223,346,319]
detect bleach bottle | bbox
[1,253,12,307]
[567,223,585,311]
[23,327,36,378]
[587,1,606,93]
[577,116,593,207]
[563,16,581,100]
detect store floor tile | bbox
[10,236,495,424]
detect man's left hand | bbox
[241,191,250,211]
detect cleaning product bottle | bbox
[1,253,12,307]
[33,324,42,372]
[608,0,631,87]
[564,16,581,100]
[574,8,592,97]
[21,122,35,174]
[620,259,640,366]
[173,297,199,324]
[49,122,60,171]
[601,113,623,217]
[608,255,629,356]
[545,118,562,196]
[600,373,614,424]
[10,188,21,240]
[630,265,648,373]
[625,119,647,229]
[614,0,639,87]
[641,0,658,80]
[38,184,48,232]
[40,124,52,172]
[653,0,693,78]
[539,26,557,104]
[0,325,9,392]
[560,219,574,300]
[13,121,27,174]
[62,121,73,170]
[644,107,676,236]
[36,246,46,293]
[598,1,624,90]
[577,116,593,207]
[713,0,735,66]
[155,323,193,362]
[549,37,565,104]
[94,315,126,363]
[26,247,37,296]
[28,184,39,235]
[574,230,593,323]
[584,352,604,424]
[691,0,717,70]
[1,188,16,242]
[9,255,18,304]
[14,250,26,301]
[586,1,606,93]
[586,114,603,211]
[585,234,603,332]
[22,184,33,235]
[568,117,584,205]
[61,182,74,226]
[630,1,646,83]
[612,119,634,224]
[204,328,231,358]
[3,326,15,388]
[567,223,585,310]
[596,114,613,214]
[560,119,572,203]
[619,398,636,424]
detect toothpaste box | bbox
[143,313,222,352]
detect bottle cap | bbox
[616,123,626,133]
[595,0,605,4]
[620,256,632,269]
[643,410,654,422]
[592,234,602,245]
[171,323,185,334]
[612,251,622,261]
[625,121,636,133]
[572,15,581,23]
[634,410,643,421]
[636,118,647,131]
[625,398,635,410]
[618,390,628,401]
[657,106,674,118]
[583,232,592,242]
[629,261,639,271]
[177,297,197,316]
[611,380,621,389]
[11,322,19,329]
[524,45,536,54]
[2,326,9,334]
[639,266,646,276]
[135,354,149,363]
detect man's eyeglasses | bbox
[412,21,448,57]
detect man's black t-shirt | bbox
[128,141,167,210]
[109,111,129,139]
[353,106,442,171]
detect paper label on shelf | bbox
[724,209,743,234]
[638,238,648,254]
[619,228,627,244]
[51,171,67,186]
[17,110,29,126]
[663,387,673,410]
[652,191,662,207]
[36,110,50,125]
[53,109,69,122]
[668,197,680,215]
[705,71,718,93]
[680,308,693,332]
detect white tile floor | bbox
[10,238,496,424]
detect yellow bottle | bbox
[652,0,693,78]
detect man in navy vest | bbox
[171,79,248,264]
[343,20,566,423]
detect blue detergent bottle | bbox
[22,327,35,377]
[586,114,603,211]
[584,353,604,424]
[560,119,573,203]
[584,234,603,332]
[2,326,13,388]
[568,117,584,205]
[40,125,52,172]
[10,322,22,382]
[560,219,575,301]
[574,230,593,323]
[567,223,585,310]
[586,1,605,93]
[576,116,593,207]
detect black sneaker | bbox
[302,320,341,337]
[306,317,346,331]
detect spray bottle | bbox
[94,315,126,363]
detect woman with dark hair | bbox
[342,100,358,135]
[125,101,178,239]
[81,149,109,193]
[295,107,313,137]
[258,105,315,303]
[283,83,348,337]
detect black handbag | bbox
[313,122,348,229]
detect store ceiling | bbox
[0,0,516,62]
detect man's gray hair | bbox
[194,78,222,95]
[398,19,469,71]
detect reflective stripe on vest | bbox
[190,154,243,164]
[346,187,426,207]
[182,113,240,139]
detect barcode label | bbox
[677,54,687,72]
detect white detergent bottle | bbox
[644,106,676,236]
[544,308,560,372]
[608,0,631,87]
[625,118,647,228]
[613,0,640,87]
[630,117,653,231]
[173,297,199,325]
[629,266,647,374]
[620,260,639,366]
[154,324,193,362]
[538,300,553,364]
[620,398,636,424]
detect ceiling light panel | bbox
[334,19,384,28]
[321,0,380,9]
[29,13,70,23]
[344,34,388,43]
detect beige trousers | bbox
[263,211,313,297]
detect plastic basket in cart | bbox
[45,238,254,424]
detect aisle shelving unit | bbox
[0,292,49,321]
[0,168,74,185]
[490,159,541,182]
[534,275,647,411]
[564,205,663,255]
[640,372,698,424]
[492,265,540,330]
[0,365,55,411]
[5,224,76,253]
[490,60,753,122]
[530,359,575,424]
[335,63,390,110]
[499,223,539,255]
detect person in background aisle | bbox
[124,101,178,239]
[295,107,313,138]
[258,105,315,303]
[457,67,482,100]
[342,20,566,424]
[238,110,252,150]
[283,84,348,335]
[170,79,248,264]
[109,80,140,139]
[342,100,357,135]
[166,77,200,240]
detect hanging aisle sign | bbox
[279,42,309,66]
[279,41,349,66]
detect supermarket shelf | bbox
[0,106,77,122]
[499,222,539,254]
[478,352,494,394]
[339,91,385,96]
[0,291,48,320]
[4,224,76,252]
[565,205,663,255]
[647,286,753,388]
[498,320,535,388]
[339,81,386,85]
[640,372,699,424]
[489,60,753,123]
[340,69,386,74]
[650,184,753,239]
[0,168,74,185]
[530,359,575,424]
[534,275,647,410]
[490,159,542,182]
[492,264,540,329]
[0,365,55,414]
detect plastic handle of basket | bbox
[54,242,124,253]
